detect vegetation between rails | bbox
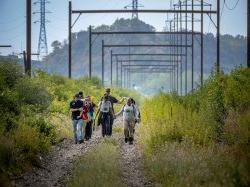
[139,67,250,186]
[68,137,124,187]
[0,60,140,186]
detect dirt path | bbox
[117,125,153,187]
[12,121,152,187]
[12,129,102,187]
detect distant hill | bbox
[41,18,246,80]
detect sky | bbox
[0,0,247,57]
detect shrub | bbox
[0,60,23,88]
[12,124,50,167]
[14,77,52,111]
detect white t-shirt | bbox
[116,104,137,121]
[98,100,112,113]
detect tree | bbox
[51,40,61,52]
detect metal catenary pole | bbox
[217,0,220,72]
[26,0,32,77]
[191,0,194,91]
[179,1,183,95]
[68,1,72,78]
[115,56,119,86]
[185,0,188,95]
[201,0,204,86]
[89,25,92,78]
[69,2,217,87]
[110,50,113,86]
[102,40,104,85]
[248,0,250,68]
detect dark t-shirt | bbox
[70,99,84,120]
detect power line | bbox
[224,0,240,11]
[221,0,225,18]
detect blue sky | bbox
[0,0,247,56]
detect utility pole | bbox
[20,51,39,74]
[185,0,188,95]
[176,6,179,94]
[217,0,220,72]
[248,0,250,67]
[102,40,104,86]
[26,0,32,77]
[116,56,119,86]
[179,1,183,96]
[120,62,123,88]
[89,25,92,78]
[68,1,72,78]
[201,0,204,86]
[191,0,194,91]
[110,50,113,86]
[23,51,27,73]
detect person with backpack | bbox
[101,88,125,136]
[96,93,115,137]
[77,98,90,142]
[70,93,84,144]
[131,98,141,124]
[84,96,96,140]
[115,98,139,145]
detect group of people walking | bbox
[69,88,140,145]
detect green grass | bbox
[68,137,124,187]
[143,142,249,187]
[139,67,250,186]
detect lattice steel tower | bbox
[132,0,138,19]
[34,0,50,56]
[125,0,143,19]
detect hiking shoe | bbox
[78,140,84,144]
[125,138,128,143]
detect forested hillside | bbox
[40,18,246,79]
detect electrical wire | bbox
[224,0,240,10]
[221,0,225,18]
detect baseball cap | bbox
[105,88,111,92]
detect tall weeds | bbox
[139,67,250,186]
